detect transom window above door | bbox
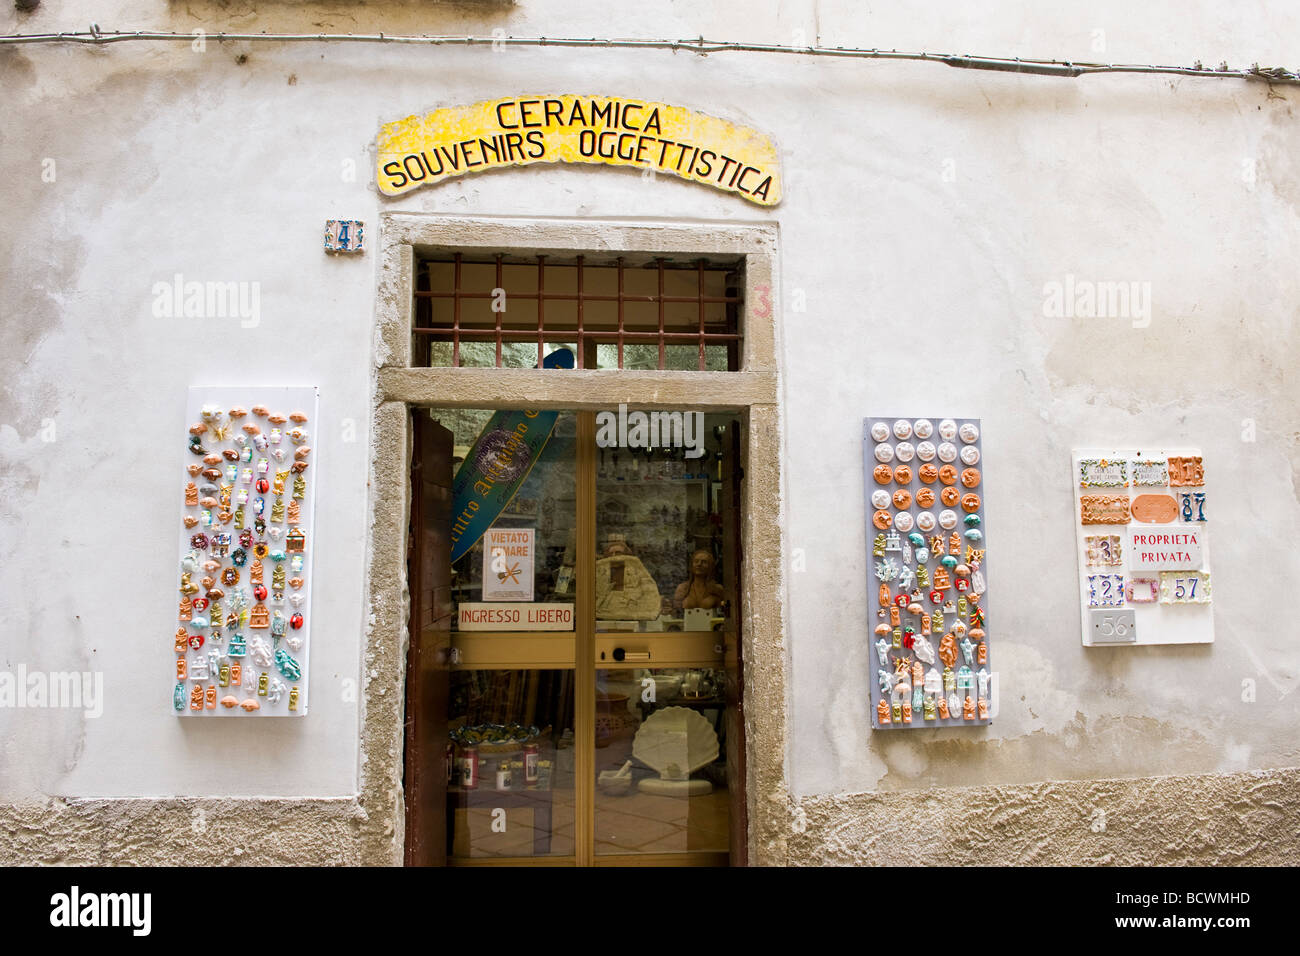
[413,253,744,370]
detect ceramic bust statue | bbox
[674,549,726,611]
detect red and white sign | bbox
[1128,528,1203,571]
[457,602,574,631]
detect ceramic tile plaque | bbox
[171,386,319,715]
[864,417,991,729]
[1071,448,1213,647]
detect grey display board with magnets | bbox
[864,417,992,729]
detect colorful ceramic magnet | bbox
[938,633,958,667]
[274,648,302,681]
[1081,496,1133,528]
[1127,577,1159,603]
[1079,458,1127,488]
[1167,457,1204,487]
[1131,459,1168,487]
[1131,493,1177,524]
[249,636,274,667]
[872,533,887,557]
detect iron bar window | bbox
[413,253,744,370]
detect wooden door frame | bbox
[404,415,453,866]
[361,213,790,866]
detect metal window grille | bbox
[413,253,744,370]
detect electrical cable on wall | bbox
[2,27,1297,86]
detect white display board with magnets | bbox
[171,386,319,715]
[1071,447,1213,647]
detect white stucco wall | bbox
[1,1,1296,806]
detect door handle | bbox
[612,648,650,662]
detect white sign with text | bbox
[1128,527,1204,571]
[481,528,534,601]
[458,602,574,631]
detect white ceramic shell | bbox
[632,706,720,779]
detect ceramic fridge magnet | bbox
[864,417,992,730]
[1071,448,1213,647]
[172,387,318,717]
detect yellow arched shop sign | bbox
[376,95,781,206]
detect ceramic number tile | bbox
[1084,534,1122,567]
[324,219,364,254]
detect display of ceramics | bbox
[594,553,662,619]
[174,387,317,717]
[864,416,990,730]
[632,706,719,795]
[1071,447,1214,647]
[598,761,635,796]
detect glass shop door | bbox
[590,410,744,866]
[404,405,745,866]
